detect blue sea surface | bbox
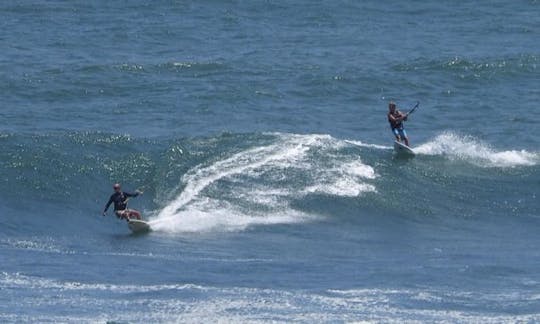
[1,1,539,322]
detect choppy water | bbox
[1,1,539,322]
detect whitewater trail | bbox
[414,132,538,167]
[149,134,377,233]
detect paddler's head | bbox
[388,101,396,112]
[113,183,121,192]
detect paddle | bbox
[405,101,420,117]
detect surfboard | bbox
[128,219,151,234]
[394,141,415,156]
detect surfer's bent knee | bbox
[115,210,129,219]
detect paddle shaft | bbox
[405,101,420,117]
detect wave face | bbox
[2,131,536,231]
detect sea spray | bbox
[414,132,538,167]
[151,134,378,233]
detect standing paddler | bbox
[387,101,415,147]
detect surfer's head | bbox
[388,101,396,112]
[113,183,121,191]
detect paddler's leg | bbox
[392,128,402,142]
[399,129,409,147]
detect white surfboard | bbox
[128,219,151,234]
[394,141,415,156]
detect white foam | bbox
[345,139,392,150]
[151,134,378,233]
[341,160,378,179]
[303,160,378,197]
[304,179,376,197]
[1,238,73,254]
[157,134,315,217]
[0,272,204,293]
[3,272,539,323]
[414,132,538,167]
[151,198,311,233]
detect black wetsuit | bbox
[103,191,139,213]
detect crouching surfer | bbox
[102,183,143,221]
[387,101,410,147]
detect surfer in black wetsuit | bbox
[102,183,143,221]
[387,101,410,146]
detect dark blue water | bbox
[1,1,539,322]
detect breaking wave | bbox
[150,134,377,233]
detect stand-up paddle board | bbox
[394,141,415,156]
[128,219,151,234]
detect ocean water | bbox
[1,0,539,322]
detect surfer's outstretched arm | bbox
[103,197,113,216]
[124,190,142,198]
